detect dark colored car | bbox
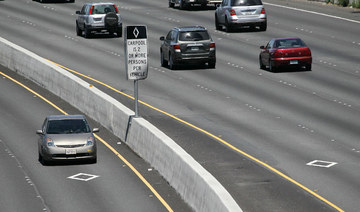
[75,2,122,38]
[160,26,216,69]
[259,37,312,72]
[36,115,99,165]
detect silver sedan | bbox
[37,115,99,165]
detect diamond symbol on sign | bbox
[133,27,139,38]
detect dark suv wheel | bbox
[215,14,221,30]
[76,21,82,36]
[259,22,267,31]
[179,0,187,10]
[84,25,92,38]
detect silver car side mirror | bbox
[36,130,44,135]
[92,128,100,133]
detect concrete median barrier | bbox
[0,36,242,212]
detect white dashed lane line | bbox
[263,2,360,24]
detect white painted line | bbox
[263,2,360,24]
[306,160,337,168]
[68,173,100,182]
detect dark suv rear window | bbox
[231,0,263,6]
[47,119,91,134]
[93,5,117,14]
[179,31,210,41]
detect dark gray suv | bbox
[160,26,216,70]
[76,3,122,38]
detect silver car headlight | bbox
[86,136,95,146]
[46,137,55,147]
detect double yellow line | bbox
[2,58,344,211]
[49,61,344,212]
[0,71,173,212]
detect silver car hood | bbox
[49,133,91,145]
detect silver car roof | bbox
[174,26,207,32]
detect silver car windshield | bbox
[231,0,262,6]
[179,31,210,41]
[47,119,91,134]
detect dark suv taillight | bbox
[172,44,181,52]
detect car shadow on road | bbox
[171,5,217,11]
[40,159,95,166]
[263,66,312,73]
[83,33,120,40]
[33,0,74,3]
[164,63,216,71]
[219,26,266,33]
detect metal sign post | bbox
[124,25,148,117]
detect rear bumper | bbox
[229,16,266,26]
[86,23,122,32]
[174,51,216,64]
[185,0,208,4]
[207,0,222,3]
[272,56,312,67]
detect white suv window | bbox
[93,5,117,14]
[231,0,262,6]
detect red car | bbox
[259,37,312,72]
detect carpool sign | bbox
[125,25,148,80]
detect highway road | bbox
[0,67,192,211]
[1,0,359,211]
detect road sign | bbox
[125,26,148,80]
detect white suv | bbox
[76,3,122,38]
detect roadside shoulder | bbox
[264,0,360,22]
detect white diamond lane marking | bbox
[68,173,99,182]
[306,160,337,168]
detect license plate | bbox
[290,60,298,65]
[191,47,199,51]
[66,149,76,155]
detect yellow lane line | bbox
[0,71,174,212]
[49,61,345,212]
[0,72,68,115]
[94,135,173,212]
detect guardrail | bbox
[0,37,242,212]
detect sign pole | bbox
[134,80,139,117]
[124,25,148,118]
